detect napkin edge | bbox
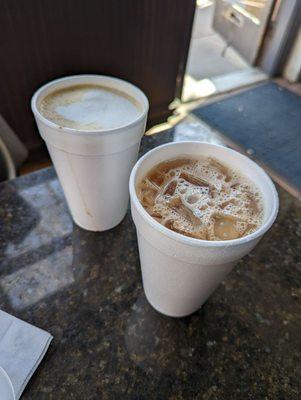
[16,334,53,399]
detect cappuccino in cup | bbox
[32,75,148,231]
[39,84,142,130]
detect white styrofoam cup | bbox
[129,142,279,317]
[31,75,148,231]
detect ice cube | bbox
[213,215,241,240]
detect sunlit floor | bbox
[183,0,252,102]
[186,34,248,80]
[186,1,248,80]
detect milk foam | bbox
[137,157,263,241]
[39,84,142,130]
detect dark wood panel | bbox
[0,0,195,157]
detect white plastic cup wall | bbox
[32,75,148,231]
[130,142,279,317]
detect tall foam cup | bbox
[31,75,148,231]
[129,142,279,317]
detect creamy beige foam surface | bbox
[137,157,263,241]
[38,84,142,130]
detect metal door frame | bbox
[257,0,301,76]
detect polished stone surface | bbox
[0,131,300,399]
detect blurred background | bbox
[0,0,300,194]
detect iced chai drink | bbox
[130,142,278,317]
[137,157,263,241]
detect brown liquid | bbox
[137,157,263,241]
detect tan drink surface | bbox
[137,157,263,241]
[39,84,142,130]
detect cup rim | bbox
[31,74,149,135]
[129,141,279,248]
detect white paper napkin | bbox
[0,310,53,399]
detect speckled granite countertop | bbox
[0,131,300,399]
